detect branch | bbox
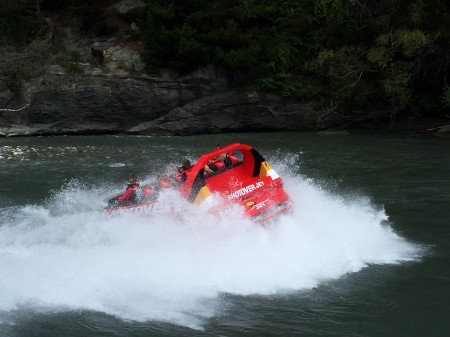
[0,104,30,112]
[343,70,364,89]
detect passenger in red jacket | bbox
[157,173,175,189]
[118,175,140,205]
[223,152,238,167]
[178,159,192,184]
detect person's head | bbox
[216,144,221,150]
[128,174,138,186]
[182,159,191,170]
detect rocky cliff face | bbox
[0,65,344,137]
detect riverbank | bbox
[1,65,449,138]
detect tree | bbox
[0,0,44,45]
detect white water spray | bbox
[0,166,421,328]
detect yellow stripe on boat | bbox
[259,161,272,177]
[260,161,280,180]
[194,186,212,205]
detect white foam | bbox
[0,172,421,328]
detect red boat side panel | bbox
[104,143,292,224]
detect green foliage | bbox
[396,29,429,58]
[260,72,300,97]
[367,28,430,106]
[307,45,373,108]
[68,50,81,63]
[66,62,83,74]
[171,24,212,70]
[0,0,42,45]
[367,34,394,69]
[66,49,83,74]
[259,42,302,96]
[382,64,412,104]
[306,0,448,113]
[2,0,450,115]
[142,1,311,97]
[70,2,117,36]
[1,0,118,44]
[369,30,429,62]
[216,41,262,70]
[268,42,297,73]
[442,85,450,107]
[28,38,51,53]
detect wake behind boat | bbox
[104,143,292,224]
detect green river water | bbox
[0,132,449,336]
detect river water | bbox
[0,132,449,336]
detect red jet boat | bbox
[104,143,292,224]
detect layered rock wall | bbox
[0,67,338,137]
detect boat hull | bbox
[104,143,292,224]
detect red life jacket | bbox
[159,178,173,188]
[142,185,154,197]
[118,184,139,203]
[227,152,238,163]
[214,160,225,169]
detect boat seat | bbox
[204,161,243,179]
